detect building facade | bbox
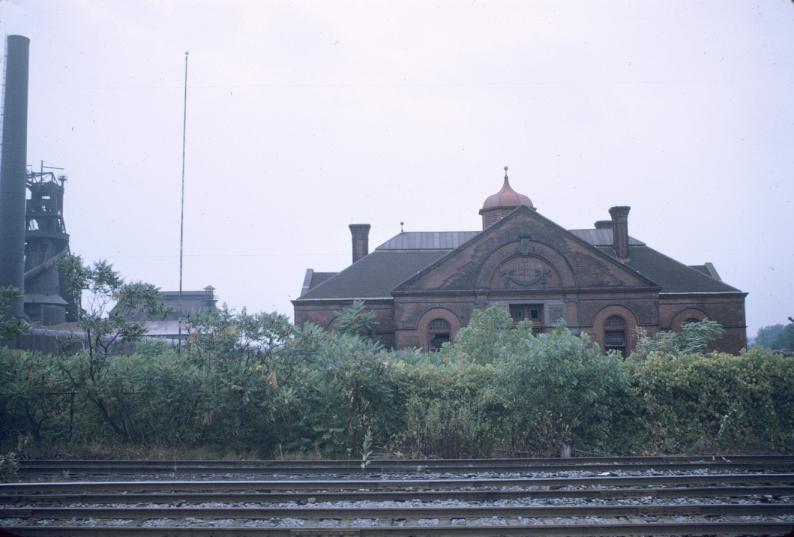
[115,286,218,342]
[293,172,747,354]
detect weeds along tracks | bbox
[2,457,794,536]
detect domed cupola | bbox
[479,166,534,229]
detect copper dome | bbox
[481,168,534,211]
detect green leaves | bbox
[335,300,378,340]
[629,348,794,452]
[0,286,26,341]
[2,305,793,458]
[493,324,630,455]
[632,319,725,359]
[755,321,794,352]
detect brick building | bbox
[293,170,747,354]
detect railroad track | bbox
[4,524,794,536]
[4,473,794,492]
[2,458,794,536]
[4,485,794,504]
[17,454,794,477]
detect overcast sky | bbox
[2,0,792,336]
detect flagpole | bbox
[177,51,189,356]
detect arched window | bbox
[604,315,627,356]
[428,318,451,351]
[683,317,701,325]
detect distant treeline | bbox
[1,306,793,459]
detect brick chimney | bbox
[608,206,631,260]
[349,224,370,263]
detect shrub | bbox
[627,347,794,453]
[2,306,793,457]
[396,359,498,458]
[0,452,18,482]
[494,326,632,455]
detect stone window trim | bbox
[416,307,461,352]
[671,308,708,331]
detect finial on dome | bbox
[479,166,535,228]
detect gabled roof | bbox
[296,213,743,300]
[392,205,659,292]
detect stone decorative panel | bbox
[491,255,559,289]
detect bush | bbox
[293,332,403,456]
[2,306,793,457]
[0,452,18,482]
[494,326,632,455]
[396,359,498,458]
[627,347,794,453]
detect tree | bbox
[451,306,535,364]
[0,287,26,342]
[755,321,794,352]
[55,254,163,442]
[631,319,725,359]
[58,254,161,359]
[335,300,378,340]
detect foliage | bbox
[0,452,19,482]
[0,286,26,341]
[295,332,402,455]
[184,307,297,452]
[755,321,794,352]
[494,326,632,455]
[58,254,162,358]
[53,255,165,443]
[632,319,725,359]
[397,359,498,458]
[1,306,793,458]
[626,347,794,452]
[334,300,378,340]
[0,349,74,448]
[449,306,535,364]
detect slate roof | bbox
[310,271,336,287]
[298,250,449,300]
[377,231,480,250]
[568,228,644,246]
[599,245,741,294]
[296,227,742,301]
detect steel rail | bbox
[3,503,794,520]
[17,461,794,475]
[4,473,794,494]
[3,522,794,537]
[3,485,792,505]
[19,455,794,466]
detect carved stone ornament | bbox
[494,256,558,289]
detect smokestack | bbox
[0,36,30,318]
[349,224,370,263]
[608,206,631,260]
